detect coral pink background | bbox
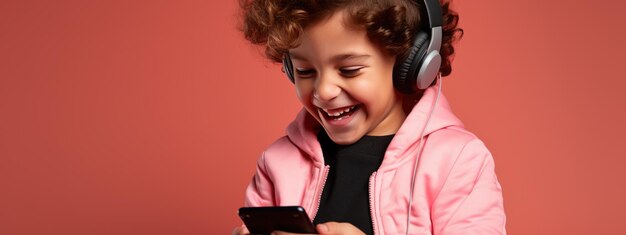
[1,0,625,234]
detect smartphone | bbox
[238,206,316,235]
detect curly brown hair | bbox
[239,0,463,77]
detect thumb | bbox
[231,225,249,235]
[316,222,365,235]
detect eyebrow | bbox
[289,52,371,63]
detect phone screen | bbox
[238,206,316,235]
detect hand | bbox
[315,222,366,235]
[271,222,366,235]
[231,225,250,235]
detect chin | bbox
[326,132,362,145]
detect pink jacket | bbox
[244,85,507,234]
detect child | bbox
[234,0,506,234]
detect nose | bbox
[314,71,341,102]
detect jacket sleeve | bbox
[244,152,276,207]
[431,139,507,235]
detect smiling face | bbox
[290,10,407,145]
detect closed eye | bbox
[295,68,316,78]
[339,66,365,77]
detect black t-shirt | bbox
[313,130,394,235]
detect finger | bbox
[231,225,249,235]
[270,231,292,235]
[316,222,365,235]
[270,231,315,235]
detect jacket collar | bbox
[286,84,464,166]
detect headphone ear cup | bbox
[282,54,295,83]
[393,31,430,94]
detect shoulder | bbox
[421,127,502,204]
[259,135,316,170]
[428,125,488,153]
[422,126,494,174]
[263,136,299,159]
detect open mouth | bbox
[320,104,360,121]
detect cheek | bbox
[351,78,393,103]
[295,82,314,106]
[295,83,322,121]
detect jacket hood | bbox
[285,84,464,166]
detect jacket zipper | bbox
[369,171,379,235]
[310,165,330,221]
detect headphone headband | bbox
[421,0,443,28]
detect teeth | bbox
[322,105,356,117]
